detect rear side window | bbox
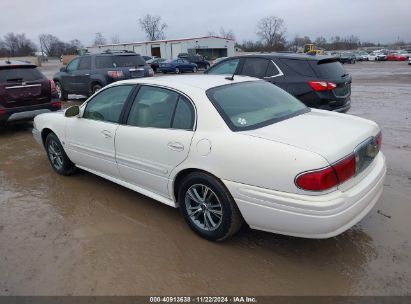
[240,58,269,78]
[0,67,44,82]
[281,59,315,77]
[208,59,239,75]
[312,60,346,79]
[172,96,194,130]
[95,56,114,69]
[78,57,91,69]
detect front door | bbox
[65,84,134,178]
[115,85,195,198]
[62,57,79,93]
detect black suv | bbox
[53,51,154,100]
[178,53,210,70]
[206,53,351,112]
[0,60,60,126]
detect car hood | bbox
[239,109,379,164]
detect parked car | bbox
[206,53,352,112]
[368,52,387,61]
[338,52,356,64]
[178,53,210,69]
[53,51,154,101]
[0,60,60,126]
[386,52,408,61]
[158,59,198,74]
[409,56,411,65]
[146,58,167,72]
[32,75,386,241]
[354,51,369,61]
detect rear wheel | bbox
[178,172,244,241]
[91,83,102,94]
[55,81,68,101]
[45,133,76,176]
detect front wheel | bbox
[45,133,76,176]
[178,172,244,241]
[175,67,180,74]
[192,66,198,73]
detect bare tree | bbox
[111,34,120,44]
[39,34,61,56]
[257,16,286,50]
[3,33,36,56]
[289,35,311,52]
[139,14,167,41]
[219,27,236,40]
[94,32,106,46]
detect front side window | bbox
[127,86,194,130]
[66,58,79,72]
[207,81,308,131]
[207,59,239,75]
[83,85,133,123]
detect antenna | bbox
[225,69,235,81]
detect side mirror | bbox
[65,106,80,117]
[60,67,67,72]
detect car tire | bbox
[204,64,210,70]
[91,83,102,94]
[45,133,76,176]
[55,81,68,101]
[192,67,198,73]
[178,172,244,241]
[175,67,180,74]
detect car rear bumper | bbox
[0,101,61,123]
[223,152,386,239]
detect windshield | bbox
[206,81,309,131]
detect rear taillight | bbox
[49,79,57,95]
[375,132,382,151]
[51,101,61,108]
[308,81,337,91]
[0,108,6,116]
[107,71,124,78]
[295,154,356,191]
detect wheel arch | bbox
[41,128,55,147]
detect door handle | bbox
[167,142,184,152]
[101,130,112,138]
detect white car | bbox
[368,52,387,61]
[32,75,386,241]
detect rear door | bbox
[115,85,195,198]
[0,65,50,108]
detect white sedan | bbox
[33,75,386,241]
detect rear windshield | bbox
[95,55,146,69]
[0,67,44,82]
[206,81,308,131]
[312,60,347,79]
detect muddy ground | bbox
[0,60,410,296]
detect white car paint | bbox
[33,75,386,238]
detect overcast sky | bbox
[1,0,410,46]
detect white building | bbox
[86,36,235,59]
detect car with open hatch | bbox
[0,59,60,126]
[32,75,386,241]
[205,53,352,113]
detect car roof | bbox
[232,52,332,61]
[114,75,259,91]
[0,59,37,68]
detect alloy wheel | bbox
[48,140,64,170]
[185,184,223,231]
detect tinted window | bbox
[0,67,44,82]
[281,59,315,77]
[113,55,146,67]
[207,59,239,75]
[83,85,133,123]
[207,81,308,131]
[78,57,91,69]
[95,56,113,69]
[172,96,194,130]
[312,60,346,79]
[66,58,79,72]
[265,61,280,77]
[241,58,269,78]
[127,86,179,128]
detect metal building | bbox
[86,36,235,59]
